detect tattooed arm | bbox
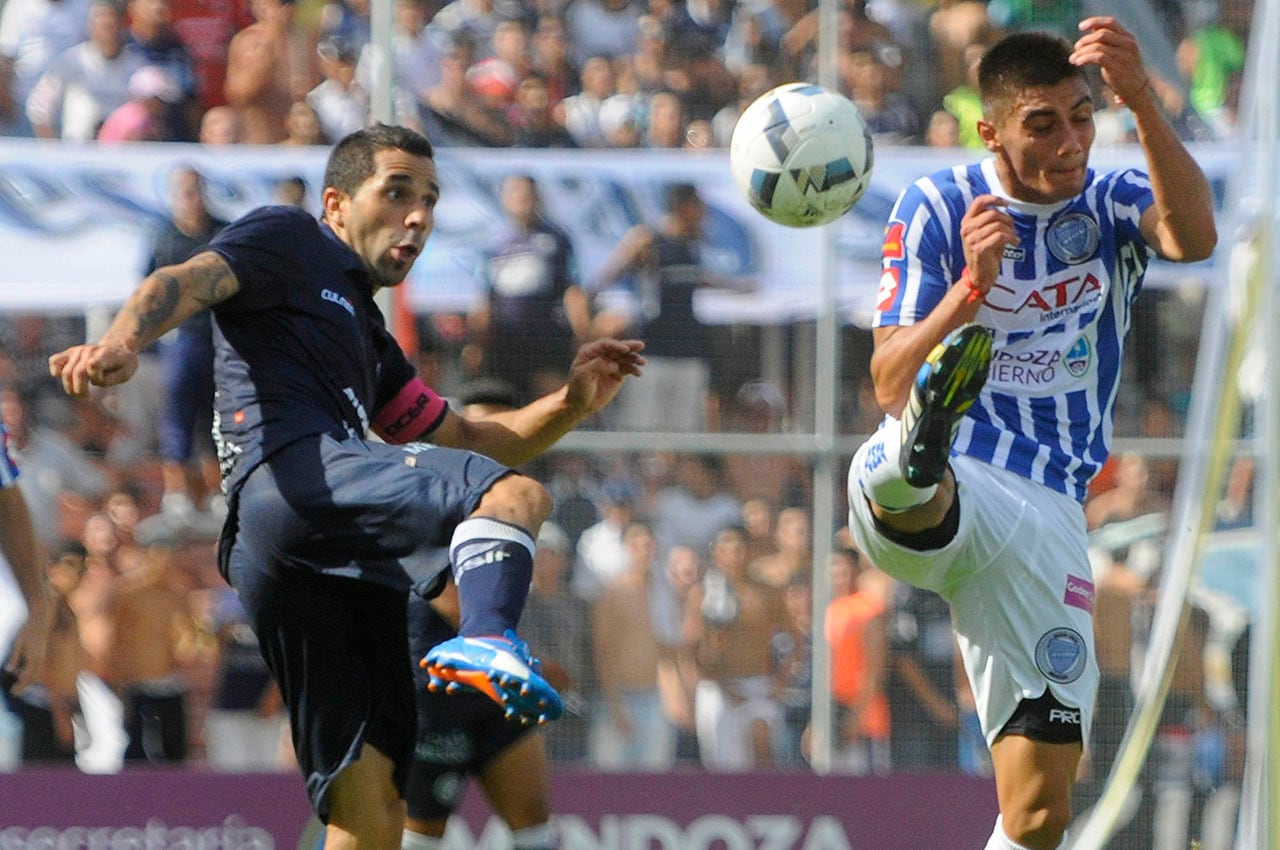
[50,251,240,398]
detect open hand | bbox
[1072,17,1150,106]
[564,338,646,415]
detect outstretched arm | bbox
[0,485,52,692]
[1072,17,1217,262]
[49,251,239,397]
[428,338,645,466]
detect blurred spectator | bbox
[885,582,959,769]
[623,13,666,94]
[656,542,701,762]
[557,53,614,147]
[273,174,309,207]
[591,520,676,770]
[826,546,890,775]
[723,380,810,506]
[529,15,576,107]
[468,173,589,399]
[421,40,512,145]
[593,183,753,432]
[518,521,595,761]
[941,41,985,149]
[739,497,776,563]
[122,0,199,139]
[167,0,254,112]
[564,0,642,67]
[280,97,326,145]
[748,505,810,590]
[1085,452,1166,531]
[96,64,182,141]
[307,34,368,140]
[197,103,241,143]
[641,88,686,148]
[318,0,371,54]
[660,30,737,122]
[360,0,443,116]
[427,0,529,61]
[722,0,786,74]
[772,572,811,767]
[924,108,960,147]
[573,479,638,602]
[684,524,788,770]
[927,0,996,104]
[132,166,226,545]
[465,55,518,112]
[0,388,108,548]
[0,0,91,137]
[25,0,143,141]
[651,454,742,556]
[597,86,641,146]
[783,0,893,75]
[223,0,297,143]
[1177,0,1248,136]
[509,72,578,146]
[842,45,920,145]
[203,585,287,771]
[7,541,88,764]
[710,61,773,146]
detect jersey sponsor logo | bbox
[321,288,356,316]
[990,348,1060,387]
[1063,575,1095,613]
[983,272,1102,322]
[1002,244,1025,261]
[1047,212,1101,264]
[450,813,855,850]
[882,221,905,260]
[875,269,899,312]
[1048,708,1082,725]
[1035,627,1088,684]
[1064,335,1091,377]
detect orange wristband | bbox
[960,268,983,305]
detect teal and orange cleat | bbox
[421,630,564,726]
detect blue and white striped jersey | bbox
[0,423,18,488]
[873,158,1156,501]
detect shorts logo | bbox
[1063,575,1095,613]
[1065,335,1091,377]
[1048,708,1081,725]
[1047,213,1100,265]
[1035,627,1087,684]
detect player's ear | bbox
[977,119,1001,152]
[322,186,346,228]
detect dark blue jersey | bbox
[206,206,444,495]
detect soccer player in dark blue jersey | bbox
[50,123,643,850]
[845,19,1215,850]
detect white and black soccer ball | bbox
[729,83,874,228]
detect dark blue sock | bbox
[450,517,536,637]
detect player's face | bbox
[982,76,1095,204]
[334,148,438,288]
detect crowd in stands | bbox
[0,0,1253,147]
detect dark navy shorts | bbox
[221,433,511,820]
[402,594,534,821]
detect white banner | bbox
[0,139,1233,323]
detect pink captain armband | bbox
[372,378,449,444]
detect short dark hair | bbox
[978,31,1085,121]
[323,123,434,198]
[666,181,701,213]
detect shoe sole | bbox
[901,324,993,487]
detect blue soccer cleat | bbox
[900,323,993,488]
[421,630,564,725]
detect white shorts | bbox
[847,451,1099,747]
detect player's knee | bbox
[1001,801,1070,850]
[478,474,552,530]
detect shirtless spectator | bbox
[8,542,88,763]
[223,0,297,143]
[591,521,675,770]
[684,524,788,770]
[748,506,811,591]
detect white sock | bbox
[402,830,444,850]
[511,823,554,850]
[849,420,938,512]
[981,815,1067,850]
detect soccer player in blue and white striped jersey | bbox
[846,18,1216,850]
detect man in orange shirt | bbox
[825,546,890,774]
